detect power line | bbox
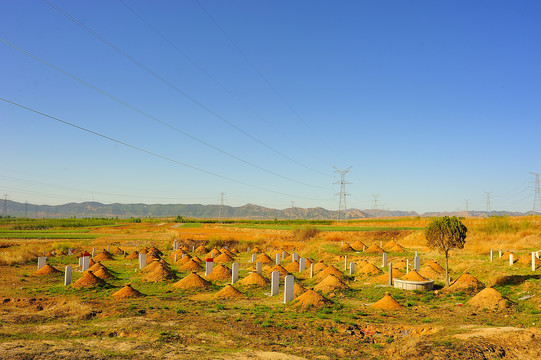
[371,193,379,210]
[195,0,337,157]
[531,172,540,214]
[41,0,329,179]
[484,191,492,212]
[334,166,351,222]
[218,192,225,223]
[0,97,328,202]
[0,38,325,190]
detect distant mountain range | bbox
[0,200,534,220]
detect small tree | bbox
[425,216,467,286]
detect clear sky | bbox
[1,0,540,213]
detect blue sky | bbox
[1,0,540,213]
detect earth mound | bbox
[383,240,398,250]
[113,284,144,300]
[239,272,269,287]
[179,259,203,271]
[194,245,208,254]
[294,283,306,296]
[255,253,274,264]
[143,264,176,282]
[112,247,124,255]
[351,240,366,251]
[446,273,485,293]
[418,266,441,280]
[173,272,211,290]
[214,253,234,263]
[285,261,300,272]
[365,244,385,254]
[72,271,107,288]
[215,284,244,299]
[372,292,404,310]
[264,265,290,277]
[315,265,344,280]
[93,252,114,262]
[207,248,222,258]
[126,251,139,260]
[401,271,428,282]
[250,247,262,254]
[34,264,61,276]
[175,254,192,265]
[339,243,354,252]
[293,289,331,309]
[426,260,445,274]
[390,244,405,252]
[93,267,115,280]
[313,260,328,273]
[467,287,511,310]
[206,264,232,281]
[358,263,383,276]
[314,274,348,293]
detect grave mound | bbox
[250,247,262,254]
[146,255,160,264]
[285,261,300,272]
[147,247,163,256]
[372,268,405,284]
[255,253,274,264]
[500,252,516,262]
[112,247,124,255]
[517,253,541,266]
[365,244,385,254]
[219,248,235,257]
[372,292,404,310]
[214,253,234,263]
[179,259,203,271]
[304,258,313,268]
[383,240,398,250]
[194,245,208,254]
[239,272,269,287]
[264,265,290,277]
[173,272,211,290]
[339,243,354,252]
[392,260,407,269]
[143,259,169,273]
[206,264,232,281]
[351,240,366,251]
[191,256,203,264]
[206,248,222,258]
[72,271,107,288]
[426,260,446,274]
[215,284,244,299]
[113,284,144,300]
[418,266,441,280]
[139,248,148,254]
[293,289,331,309]
[93,267,115,280]
[230,248,239,254]
[313,260,328,273]
[171,249,188,260]
[390,244,405,252]
[401,270,428,282]
[88,258,96,267]
[93,252,114,262]
[143,264,176,282]
[294,283,306,296]
[358,263,383,276]
[34,264,61,276]
[356,259,369,267]
[315,265,343,280]
[87,262,107,273]
[126,251,139,260]
[446,273,485,293]
[175,254,192,265]
[314,274,348,293]
[467,287,511,310]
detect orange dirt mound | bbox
[517,253,541,266]
[255,253,274,264]
[304,258,313,267]
[358,263,383,276]
[294,283,306,296]
[219,248,235,257]
[215,284,244,299]
[143,259,168,273]
[372,293,404,310]
[145,255,160,265]
[139,248,148,254]
[467,287,511,310]
[214,253,234,263]
[143,264,176,282]
[93,252,114,262]
[206,264,232,281]
[207,248,222,258]
[390,244,405,252]
[285,261,300,272]
[147,247,163,256]
[179,259,203,271]
[315,265,344,280]
[426,260,446,274]
[113,284,144,300]
[250,247,262,254]
[175,254,192,265]
[238,272,269,287]
[173,272,211,290]
[418,266,440,280]
[112,247,124,255]
[313,261,328,273]
[365,244,385,254]
[351,240,366,251]
[401,270,428,282]
[93,267,115,280]
[191,256,203,263]
[72,271,107,288]
[194,245,208,254]
[446,273,485,293]
[87,262,107,273]
[314,274,349,293]
[126,251,139,260]
[339,243,354,252]
[293,289,331,309]
[264,265,290,277]
[392,261,407,269]
[383,240,398,250]
[500,252,517,262]
[34,264,61,276]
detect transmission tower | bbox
[371,193,380,211]
[2,194,7,218]
[25,201,28,218]
[531,172,540,214]
[218,192,225,223]
[484,192,492,212]
[334,166,352,222]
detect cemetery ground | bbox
[0,216,540,359]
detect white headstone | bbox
[37,256,47,271]
[78,256,82,268]
[251,253,257,263]
[414,256,420,272]
[380,241,383,247]
[82,256,90,271]
[490,249,493,262]
[205,259,214,276]
[92,248,95,258]
[349,262,355,276]
[406,259,409,273]
[270,271,279,296]
[310,263,314,278]
[107,245,110,252]
[256,261,262,275]
[284,275,294,303]
[275,253,281,265]
[174,254,178,263]
[292,252,299,262]
[532,252,536,272]
[509,253,514,266]
[382,253,388,267]
[344,255,348,270]
[282,250,286,260]
[388,262,393,286]
[64,265,72,286]
[192,245,195,252]
[499,250,502,258]
[247,247,251,253]
[299,258,306,272]
[181,254,185,259]
[232,262,239,284]
[363,245,365,252]
[139,253,147,270]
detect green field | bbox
[221,224,424,231]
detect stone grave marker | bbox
[174,254,178,263]
[78,256,82,268]
[37,256,47,271]
[284,275,294,303]
[270,271,279,296]
[349,262,355,276]
[499,250,502,258]
[247,247,251,253]
[192,245,195,252]
[282,250,286,260]
[414,256,420,272]
[532,252,536,272]
[344,255,348,270]
[139,253,147,270]
[310,263,314,278]
[92,248,95,258]
[64,265,72,286]
[406,259,409,273]
[490,249,493,262]
[509,254,514,266]
[251,253,257,263]
[275,253,281,265]
[256,261,262,275]
[107,244,110,252]
[363,245,365,252]
[382,253,388,267]
[299,257,306,272]
[292,252,299,262]
[205,258,214,276]
[232,262,239,284]
[388,262,393,286]
[82,256,90,271]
